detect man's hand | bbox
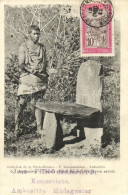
[33,70,48,80]
[20,64,48,80]
[32,68,49,79]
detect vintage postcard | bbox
[0,0,128,195]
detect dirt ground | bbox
[4,122,120,159]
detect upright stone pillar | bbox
[76,60,102,110]
[43,112,63,149]
[43,112,57,149]
[76,60,103,148]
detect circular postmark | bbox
[80,0,114,28]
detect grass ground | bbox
[4,119,120,159]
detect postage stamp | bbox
[80,0,114,56]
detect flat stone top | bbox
[35,101,100,118]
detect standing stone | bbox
[84,128,103,149]
[43,112,57,149]
[76,60,102,111]
[76,60,103,146]
[42,112,63,149]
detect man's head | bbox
[28,25,40,43]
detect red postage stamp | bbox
[80,0,114,56]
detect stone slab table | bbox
[35,101,103,150]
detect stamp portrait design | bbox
[80,0,114,56]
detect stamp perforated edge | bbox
[80,0,115,57]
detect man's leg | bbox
[15,96,27,135]
[33,91,44,135]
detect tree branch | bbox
[40,12,60,31]
[50,12,62,68]
[63,15,66,40]
[30,7,38,25]
[21,9,29,29]
[6,31,21,46]
[25,7,39,22]
[5,20,20,34]
[42,29,51,44]
[5,25,23,44]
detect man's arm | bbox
[39,45,49,77]
[19,44,31,74]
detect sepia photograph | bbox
[4,2,120,159]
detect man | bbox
[15,25,49,136]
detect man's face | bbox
[30,29,40,43]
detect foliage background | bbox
[4,5,120,158]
